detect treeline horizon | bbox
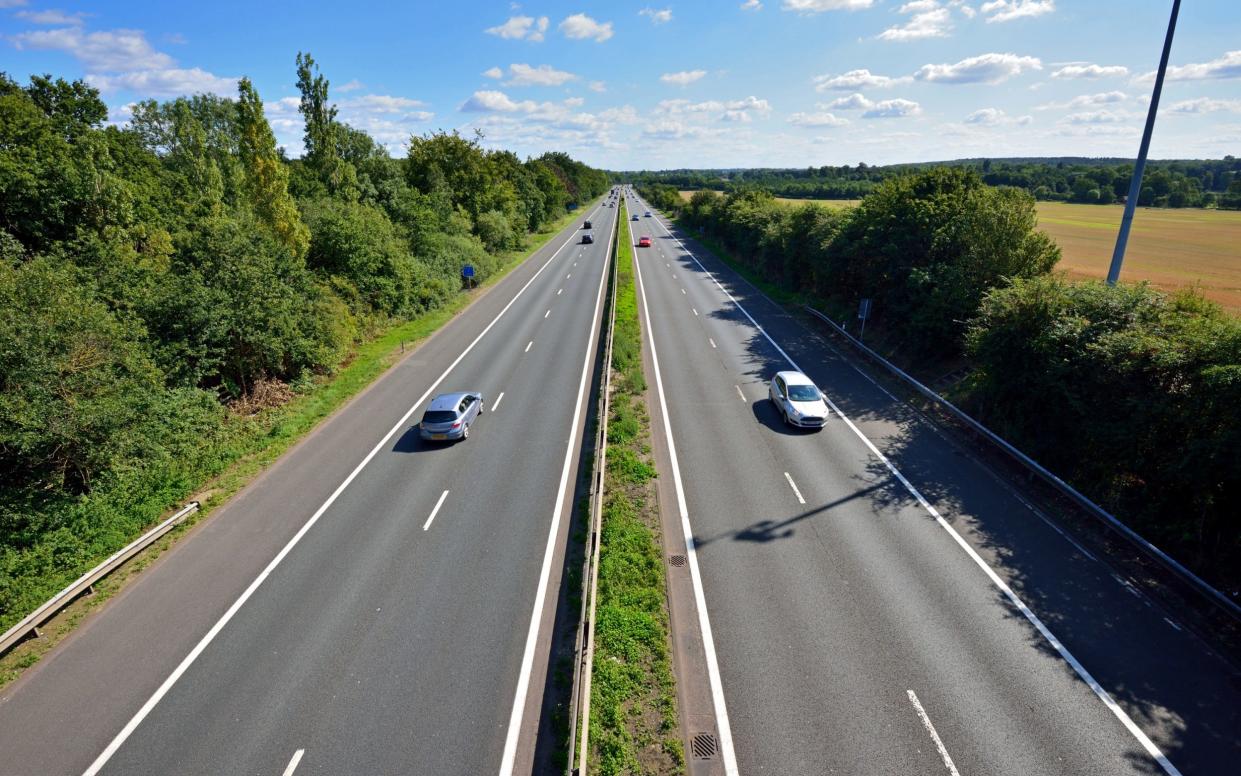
[623,155,1241,209]
[0,56,608,629]
[640,174,1240,592]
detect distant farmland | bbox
[677,191,1241,312]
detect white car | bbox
[769,371,828,429]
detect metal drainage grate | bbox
[669,554,687,567]
[691,733,718,760]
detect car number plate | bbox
[432,434,447,440]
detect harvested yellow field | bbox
[1035,203,1241,312]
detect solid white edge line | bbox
[422,490,450,531]
[633,240,741,775]
[525,341,533,353]
[647,209,1183,776]
[735,385,746,402]
[492,392,505,412]
[783,472,806,505]
[907,690,962,776]
[80,202,605,776]
[281,749,305,776]
[497,202,613,776]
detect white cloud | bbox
[483,67,504,79]
[15,9,89,25]
[506,63,577,87]
[460,90,538,113]
[87,68,238,97]
[1036,91,1126,110]
[788,111,849,127]
[741,0,763,9]
[782,0,874,13]
[485,15,550,41]
[657,95,772,122]
[0,0,29,7]
[589,80,607,92]
[954,2,977,18]
[814,69,910,91]
[914,52,1042,84]
[862,98,921,118]
[1136,50,1241,83]
[559,13,614,42]
[879,5,951,41]
[979,0,1054,23]
[1050,63,1128,79]
[642,120,709,140]
[964,107,1005,124]
[640,7,673,24]
[661,69,707,86]
[11,27,174,71]
[337,79,364,93]
[1062,109,1131,125]
[826,92,873,109]
[342,95,428,114]
[1169,97,1241,114]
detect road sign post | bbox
[462,265,475,289]
[857,298,872,341]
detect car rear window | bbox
[422,410,456,424]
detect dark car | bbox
[582,233,594,244]
[583,220,593,229]
[420,391,484,442]
[631,214,640,221]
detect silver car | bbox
[420,391,484,442]
[769,371,828,429]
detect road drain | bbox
[691,733,718,759]
[669,554,687,567]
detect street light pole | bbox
[1107,0,1181,286]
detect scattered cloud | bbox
[483,66,504,79]
[87,68,238,97]
[963,107,1032,125]
[640,7,673,24]
[337,79,364,93]
[979,0,1054,23]
[1051,62,1128,79]
[862,98,921,118]
[788,111,849,127]
[11,26,174,71]
[879,3,951,41]
[661,69,707,86]
[485,15,549,41]
[461,90,540,113]
[914,52,1042,84]
[559,13,614,42]
[657,95,772,122]
[506,63,577,87]
[814,68,910,91]
[1136,50,1241,84]
[15,9,89,25]
[825,92,873,109]
[1062,109,1131,125]
[741,0,763,9]
[782,0,875,13]
[589,80,607,92]
[1169,97,1241,114]
[1036,91,1126,110]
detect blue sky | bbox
[3,1,1239,169]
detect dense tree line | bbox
[626,156,1241,209]
[643,169,1239,587]
[0,60,607,625]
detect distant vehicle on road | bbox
[631,214,640,221]
[583,220,592,229]
[582,233,594,244]
[644,211,652,217]
[638,236,652,247]
[420,392,484,442]
[768,371,828,429]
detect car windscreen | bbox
[422,410,457,424]
[787,385,821,402]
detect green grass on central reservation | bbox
[588,201,683,775]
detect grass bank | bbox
[0,207,584,685]
[588,203,682,774]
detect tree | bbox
[235,77,309,258]
[295,52,357,196]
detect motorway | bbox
[622,189,1240,775]
[0,199,617,775]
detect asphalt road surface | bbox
[623,189,1239,776]
[0,199,618,776]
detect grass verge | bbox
[588,202,683,774]
[0,207,584,687]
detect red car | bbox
[638,236,652,247]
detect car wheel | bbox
[462,423,470,440]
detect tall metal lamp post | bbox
[1107,0,1181,286]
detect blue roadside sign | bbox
[462,265,475,278]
